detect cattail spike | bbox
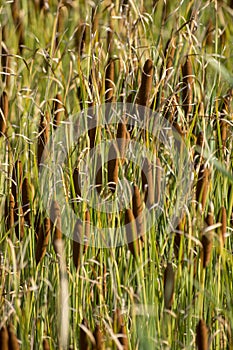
[141,157,154,209]
[125,208,140,258]
[164,263,175,309]
[37,112,50,167]
[7,323,20,350]
[105,58,115,103]
[50,200,62,254]
[107,143,119,193]
[196,319,208,350]
[0,325,9,349]
[196,164,209,211]
[79,318,90,350]
[93,325,103,350]
[136,59,154,107]
[43,339,50,350]
[35,217,51,265]
[132,184,144,242]
[52,94,64,129]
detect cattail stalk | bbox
[164,263,175,309]
[35,217,51,265]
[136,59,153,107]
[182,57,193,117]
[0,91,8,136]
[196,319,208,350]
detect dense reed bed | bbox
[0,1,233,349]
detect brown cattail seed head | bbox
[80,318,90,350]
[125,208,140,258]
[0,91,8,136]
[116,119,127,164]
[73,219,83,269]
[132,184,144,242]
[72,167,81,198]
[35,217,51,265]
[136,59,153,107]
[141,157,154,209]
[164,263,175,309]
[0,325,9,350]
[52,94,64,129]
[196,319,208,350]
[43,339,50,350]
[5,193,15,232]
[105,58,115,103]
[37,112,50,167]
[22,177,32,225]
[93,325,103,350]
[196,165,209,211]
[108,143,119,193]
[95,153,103,195]
[7,323,20,350]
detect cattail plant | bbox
[5,193,15,232]
[72,167,81,199]
[125,208,140,258]
[73,212,90,269]
[37,112,50,167]
[52,94,64,129]
[11,160,23,201]
[22,177,32,225]
[0,91,8,136]
[107,143,119,193]
[132,184,144,242]
[196,164,210,211]
[202,208,214,268]
[116,118,128,164]
[7,323,20,350]
[56,5,68,50]
[113,309,128,349]
[196,319,209,350]
[194,131,204,169]
[35,217,51,265]
[141,157,154,209]
[174,215,186,259]
[93,325,103,350]
[105,58,115,103]
[95,153,103,195]
[164,263,175,309]
[0,325,9,349]
[218,206,227,246]
[182,56,193,117]
[136,59,154,107]
[14,205,25,240]
[43,339,50,350]
[80,318,90,350]
[220,119,227,150]
[204,19,214,47]
[75,23,88,56]
[50,200,62,254]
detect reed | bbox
[50,200,62,254]
[37,112,49,167]
[107,143,119,193]
[125,208,140,258]
[0,91,8,136]
[35,217,51,265]
[182,57,193,117]
[141,157,154,209]
[11,0,24,53]
[0,325,9,350]
[105,58,115,103]
[136,59,153,107]
[164,263,175,310]
[196,319,209,350]
[7,324,20,350]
